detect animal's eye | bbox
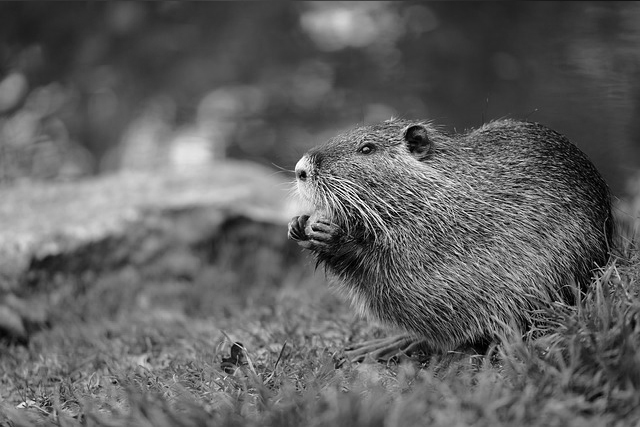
[358,143,375,154]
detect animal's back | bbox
[459,120,613,288]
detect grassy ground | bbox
[1,237,639,426]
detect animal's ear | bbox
[403,124,433,160]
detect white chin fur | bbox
[294,184,329,219]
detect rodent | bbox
[288,118,614,353]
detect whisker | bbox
[270,162,295,173]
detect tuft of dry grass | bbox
[1,238,639,426]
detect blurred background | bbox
[1,1,639,204]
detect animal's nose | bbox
[295,156,310,181]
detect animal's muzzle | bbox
[295,155,312,182]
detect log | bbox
[0,161,311,341]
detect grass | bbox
[1,237,639,426]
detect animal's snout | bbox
[295,156,311,181]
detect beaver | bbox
[288,118,614,360]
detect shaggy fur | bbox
[289,119,614,352]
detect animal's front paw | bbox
[302,218,342,251]
[288,215,310,241]
[288,216,342,253]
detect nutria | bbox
[288,118,614,360]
